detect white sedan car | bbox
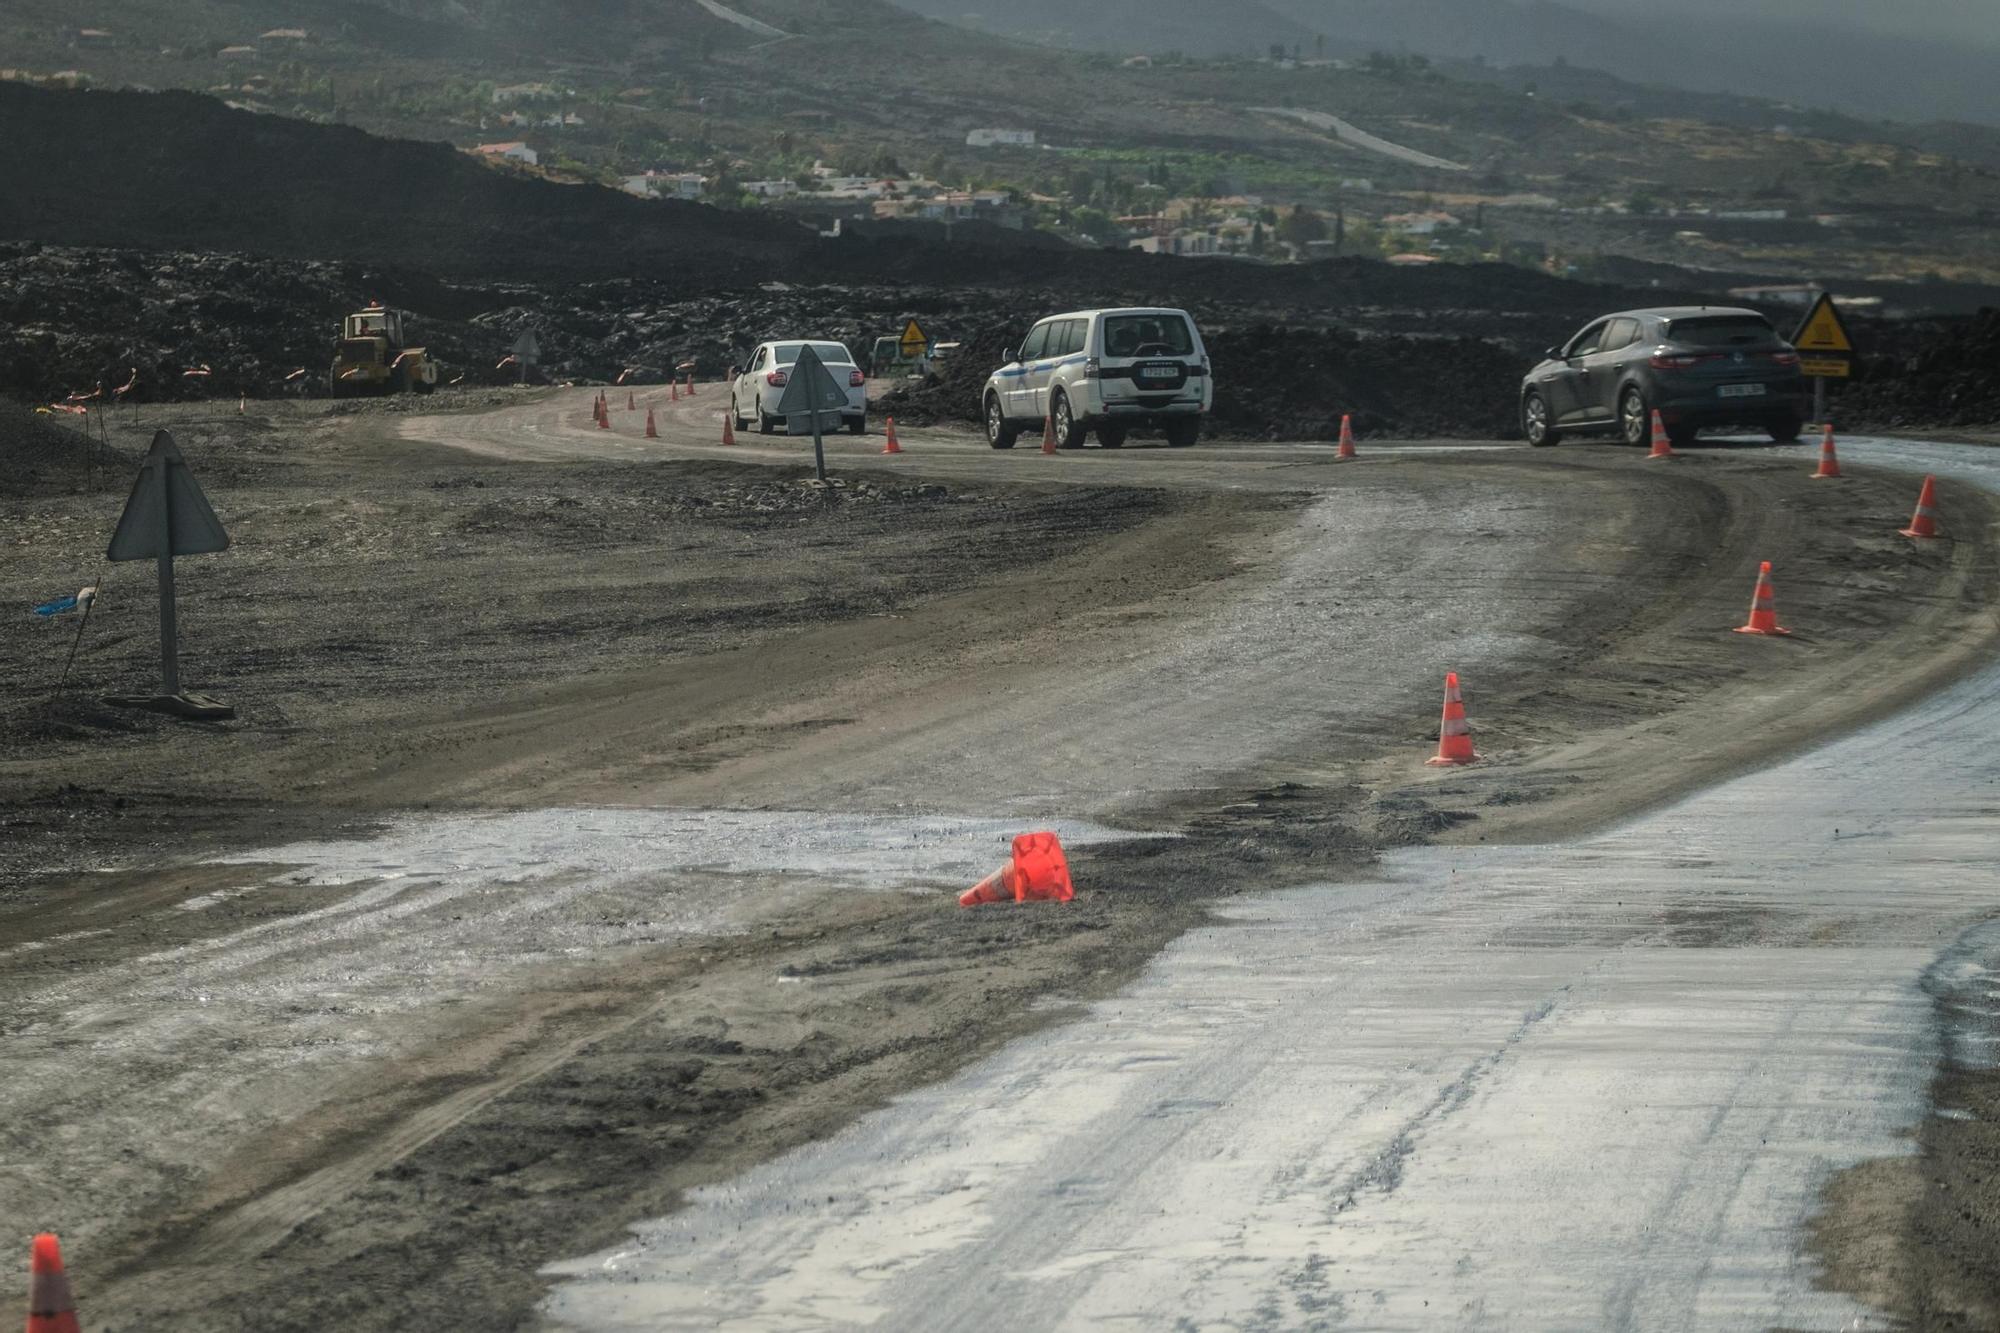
[730,340,868,435]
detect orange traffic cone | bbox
[1041,415,1057,455]
[645,407,658,439]
[1647,409,1675,460]
[1812,423,1842,479]
[721,413,736,446]
[882,416,902,455]
[671,378,680,402]
[686,372,697,397]
[1426,671,1478,766]
[26,1234,80,1333]
[627,391,636,411]
[1733,560,1791,636]
[1336,414,1357,460]
[959,832,1075,907]
[596,399,609,430]
[1899,475,1940,539]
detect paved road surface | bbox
[541,434,2000,1331]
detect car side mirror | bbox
[1546,347,1565,361]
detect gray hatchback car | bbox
[1520,307,1808,447]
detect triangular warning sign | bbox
[899,319,929,358]
[774,345,851,416]
[107,431,231,561]
[1792,294,1854,354]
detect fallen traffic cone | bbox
[1812,423,1842,479]
[721,413,736,446]
[1041,415,1057,455]
[959,831,1075,907]
[1899,475,1940,539]
[1336,414,1357,460]
[25,1234,80,1333]
[882,416,902,454]
[1647,409,1675,460]
[627,391,635,411]
[1733,560,1790,636]
[671,378,680,402]
[1426,671,1478,766]
[645,407,658,438]
[238,393,246,416]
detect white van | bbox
[980,307,1212,449]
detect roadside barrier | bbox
[1899,475,1940,538]
[1734,561,1790,636]
[1337,414,1357,460]
[1426,671,1479,766]
[1041,416,1057,455]
[721,414,736,446]
[1812,423,1842,479]
[882,416,903,455]
[645,407,658,439]
[1647,409,1676,460]
[960,832,1075,907]
[25,1234,80,1333]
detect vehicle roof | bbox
[1031,307,1192,322]
[759,338,853,359]
[1597,306,1770,323]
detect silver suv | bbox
[982,307,1212,449]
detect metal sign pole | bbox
[154,452,180,696]
[810,402,827,483]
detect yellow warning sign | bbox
[899,319,929,359]
[1792,294,1854,354]
[1798,357,1852,378]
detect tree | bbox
[1277,204,1327,247]
[1250,220,1266,254]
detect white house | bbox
[965,128,1035,148]
[1382,210,1460,236]
[743,179,799,199]
[473,141,538,167]
[623,171,705,200]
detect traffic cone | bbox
[1041,415,1057,455]
[1647,409,1675,460]
[722,413,736,446]
[959,832,1075,907]
[645,407,658,439]
[671,379,680,402]
[882,416,902,454]
[1336,414,1357,460]
[25,1234,80,1333]
[1899,475,1940,539]
[1426,671,1478,766]
[597,399,609,430]
[1812,423,1842,479]
[1733,561,1790,636]
[686,372,697,397]
[627,391,635,411]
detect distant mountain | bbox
[887,0,1316,59]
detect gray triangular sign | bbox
[775,345,850,416]
[107,431,231,561]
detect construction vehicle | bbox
[330,304,439,396]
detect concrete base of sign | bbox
[103,692,236,721]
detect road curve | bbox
[540,434,2000,1331]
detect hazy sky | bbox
[1561,0,1999,46]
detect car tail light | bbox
[1083,356,1100,379]
[1650,352,1722,370]
[848,368,866,387]
[1768,350,1800,366]
[766,370,788,387]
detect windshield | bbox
[1101,314,1195,359]
[774,341,854,366]
[1666,316,1777,347]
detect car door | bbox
[1547,320,1607,423]
[742,346,766,415]
[1036,319,1083,417]
[1580,318,1638,419]
[1008,322,1052,420]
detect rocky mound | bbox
[0,402,130,496]
[1842,308,2000,430]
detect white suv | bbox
[981,307,1212,449]
[730,340,869,435]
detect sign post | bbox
[1792,291,1855,425]
[774,345,852,484]
[104,430,233,719]
[511,329,540,385]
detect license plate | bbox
[1139,366,1177,381]
[1718,383,1766,398]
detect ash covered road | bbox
[539,437,2000,1332]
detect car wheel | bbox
[985,394,1018,449]
[1522,392,1559,447]
[1619,387,1650,447]
[1097,425,1127,449]
[1767,416,1803,443]
[732,396,751,431]
[846,416,865,436]
[758,398,777,435]
[1667,420,1699,447]
[1165,419,1199,448]
[1052,392,1081,449]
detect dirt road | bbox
[1,395,1993,1329]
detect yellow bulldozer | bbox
[330,304,439,396]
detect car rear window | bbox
[774,341,854,366]
[1666,316,1776,347]
[1101,314,1195,359]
